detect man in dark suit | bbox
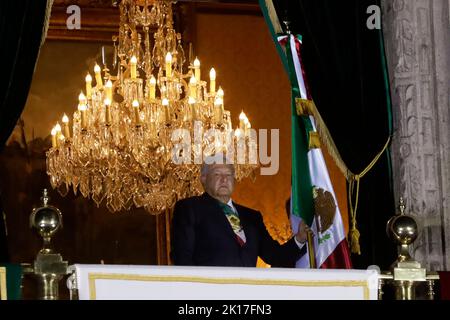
[172,154,310,267]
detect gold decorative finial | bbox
[283,20,291,35]
[41,189,49,206]
[398,197,405,215]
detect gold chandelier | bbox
[46,0,258,214]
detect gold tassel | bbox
[295,98,313,116]
[308,131,321,149]
[349,225,361,255]
[348,178,361,255]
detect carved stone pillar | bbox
[382,0,450,270]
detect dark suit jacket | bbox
[171,192,305,267]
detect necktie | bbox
[218,202,246,246]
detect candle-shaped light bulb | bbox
[245,117,251,129]
[132,100,140,125]
[54,123,62,146]
[55,123,61,134]
[149,75,156,100]
[130,56,137,79]
[104,98,111,125]
[217,87,224,108]
[58,134,65,145]
[243,115,250,136]
[209,68,216,95]
[51,127,57,148]
[105,80,113,101]
[94,63,103,88]
[85,73,92,99]
[239,111,246,130]
[78,92,87,105]
[165,52,172,78]
[162,98,169,106]
[189,75,197,98]
[62,114,70,139]
[214,97,224,123]
[194,57,201,81]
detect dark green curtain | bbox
[0,263,22,299]
[272,0,396,269]
[0,0,49,149]
[0,0,50,262]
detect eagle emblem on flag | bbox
[313,187,337,233]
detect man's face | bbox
[201,164,235,200]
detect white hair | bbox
[201,153,235,176]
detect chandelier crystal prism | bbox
[46,0,258,214]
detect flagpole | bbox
[307,231,316,268]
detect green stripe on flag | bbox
[258,0,289,74]
[259,0,314,225]
[0,263,22,300]
[285,39,314,226]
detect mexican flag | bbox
[259,0,352,268]
[280,34,352,269]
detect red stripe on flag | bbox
[438,272,450,300]
[278,36,288,48]
[293,37,313,101]
[320,239,353,269]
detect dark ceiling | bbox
[48,0,261,41]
